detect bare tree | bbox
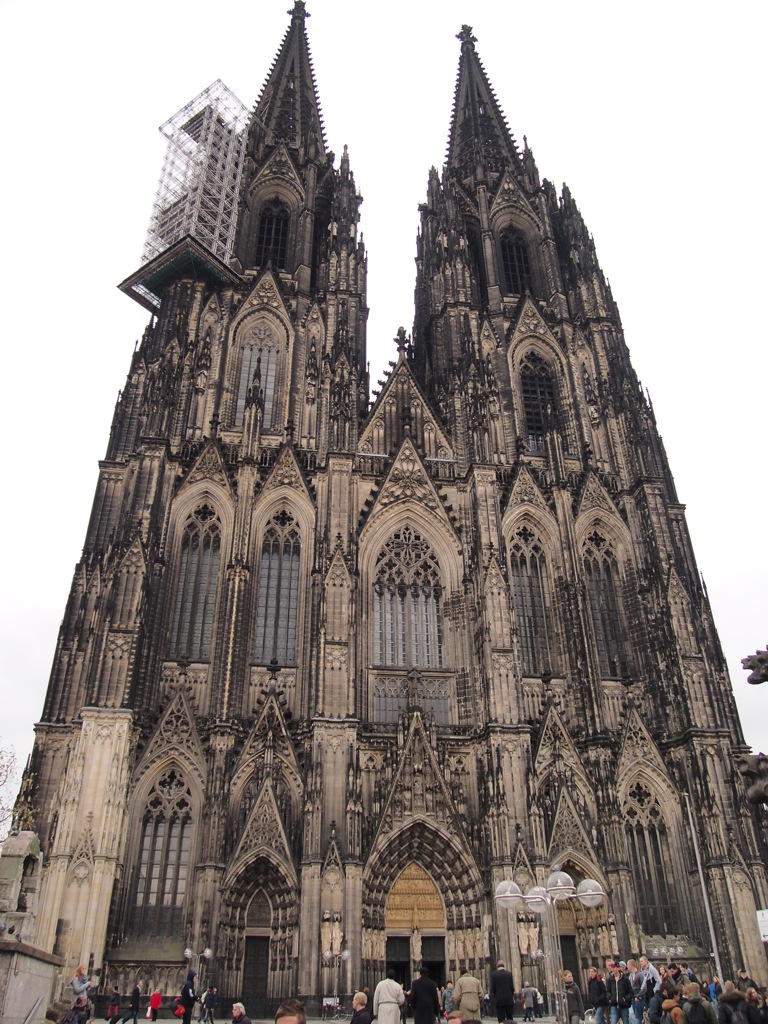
[0,741,19,841]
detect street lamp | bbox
[322,947,351,1011]
[184,947,214,982]
[495,866,605,1024]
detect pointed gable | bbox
[231,691,303,799]
[368,713,472,859]
[548,789,598,864]
[484,554,507,593]
[575,470,620,520]
[260,445,313,504]
[359,359,454,461]
[251,142,305,200]
[243,268,293,321]
[533,705,592,798]
[505,463,551,515]
[490,168,538,222]
[179,440,232,495]
[229,780,297,881]
[616,707,669,784]
[134,687,207,789]
[507,294,558,350]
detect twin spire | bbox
[255,5,521,179]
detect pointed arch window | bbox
[132,768,193,937]
[584,531,628,678]
[623,780,680,935]
[236,323,279,429]
[168,504,222,661]
[372,526,443,669]
[253,512,301,666]
[509,525,554,676]
[500,228,532,295]
[255,200,289,269]
[521,352,557,452]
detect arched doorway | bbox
[384,863,446,987]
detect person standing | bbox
[71,966,93,1024]
[202,986,218,1024]
[121,981,142,1024]
[491,962,516,1023]
[352,992,373,1024]
[521,984,536,1023]
[150,990,162,1022]
[180,971,197,1024]
[563,971,585,1024]
[232,1003,252,1024]
[108,986,121,1024]
[455,971,484,1021]
[607,964,633,1024]
[374,970,406,1024]
[443,982,456,1016]
[737,972,758,996]
[411,967,441,1024]
[588,967,609,1024]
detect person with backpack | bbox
[660,986,684,1024]
[717,983,748,1024]
[683,983,717,1024]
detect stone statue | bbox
[321,909,333,953]
[331,911,343,954]
[735,751,768,805]
[412,928,422,964]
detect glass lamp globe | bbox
[525,886,549,913]
[341,948,352,960]
[546,866,575,900]
[322,949,333,961]
[495,880,523,909]
[575,879,604,908]
[183,948,193,959]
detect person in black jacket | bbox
[180,971,197,1024]
[588,967,609,1024]
[352,992,373,1024]
[121,981,142,1024]
[563,972,585,1024]
[491,961,516,1023]
[607,965,633,1024]
[410,968,441,1024]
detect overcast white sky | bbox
[1,0,766,777]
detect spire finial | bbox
[289,1,309,21]
[456,25,477,48]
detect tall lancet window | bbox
[500,228,532,295]
[132,768,193,937]
[255,200,289,269]
[521,352,557,452]
[373,526,443,668]
[253,512,301,666]
[623,780,680,935]
[168,504,222,661]
[235,324,279,429]
[509,525,554,676]
[583,530,627,678]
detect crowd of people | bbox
[45,957,767,1024]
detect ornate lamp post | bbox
[322,946,351,1010]
[495,866,605,1024]
[183,946,213,988]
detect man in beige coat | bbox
[454,972,483,1019]
[374,970,406,1024]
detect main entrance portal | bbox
[383,863,446,988]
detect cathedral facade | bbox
[23,2,767,1012]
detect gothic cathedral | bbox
[23,2,767,1012]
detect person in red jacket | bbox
[150,990,162,1022]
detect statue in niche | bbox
[527,916,539,953]
[518,915,529,955]
[331,911,343,955]
[321,909,333,953]
[411,928,422,964]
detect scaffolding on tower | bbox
[143,79,250,265]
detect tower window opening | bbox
[255,200,290,269]
[235,324,279,429]
[253,515,301,666]
[500,229,531,295]
[521,353,557,452]
[583,533,628,678]
[168,505,222,661]
[509,527,554,676]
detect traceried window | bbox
[253,512,300,666]
[500,228,532,295]
[509,525,554,676]
[255,200,289,269]
[584,530,627,678]
[623,780,680,935]
[132,769,193,937]
[373,526,443,669]
[521,352,557,452]
[168,505,221,661]
[235,324,279,429]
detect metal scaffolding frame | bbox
[143,79,250,265]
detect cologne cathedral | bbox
[22,1,767,1012]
